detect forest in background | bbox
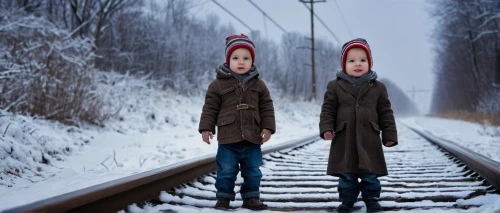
[3,0,497,126]
[0,0,347,125]
[428,0,500,124]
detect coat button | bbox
[242,120,247,125]
[356,104,360,108]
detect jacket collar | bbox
[338,79,375,98]
[215,63,259,80]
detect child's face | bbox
[229,48,253,74]
[345,47,369,77]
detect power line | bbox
[302,2,341,44]
[193,0,212,16]
[211,0,254,32]
[247,0,287,33]
[332,0,353,38]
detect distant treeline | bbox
[428,0,500,123]
[0,0,417,124]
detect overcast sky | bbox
[194,0,436,112]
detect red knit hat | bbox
[340,38,373,71]
[225,34,255,65]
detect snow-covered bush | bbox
[477,88,500,114]
[476,87,500,125]
[478,120,500,137]
[0,110,90,186]
[0,10,108,126]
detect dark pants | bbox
[215,141,262,200]
[338,173,381,202]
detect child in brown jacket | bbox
[198,34,276,210]
[319,38,398,213]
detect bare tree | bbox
[428,0,500,117]
[0,10,108,125]
[278,32,339,101]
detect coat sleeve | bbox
[319,81,339,139]
[198,81,221,134]
[258,81,276,134]
[377,82,398,145]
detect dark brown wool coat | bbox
[198,67,276,145]
[319,79,397,176]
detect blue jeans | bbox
[215,141,262,200]
[338,173,381,202]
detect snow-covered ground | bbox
[400,117,500,163]
[0,72,499,212]
[143,124,500,213]
[0,72,320,211]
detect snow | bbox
[0,72,499,212]
[0,71,319,210]
[400,117,500,163]
[154,126,499,213]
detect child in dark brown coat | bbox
[198,34,276,210]
[319,38,398,213]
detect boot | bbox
[364,198,383,213]
[337,201,354,213]
[242,198,267,210]
[214,198,230,210]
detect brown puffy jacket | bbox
[199,65,275,144]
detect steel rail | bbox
[1,135,319,213]
[403,123,500,191]
[159,125,498,212]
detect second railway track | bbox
[2,123,499,213]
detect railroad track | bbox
[2,123,499,213]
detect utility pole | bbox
[496,1,500,86]
[496,42,500,86]
[299,0,325,101]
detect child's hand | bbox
[384,141,396,147]
[323,131,335,140]
[201,131,213,144]
[261,129,272,143]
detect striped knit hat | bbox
[340,38,373,71]
[225,34,255,65]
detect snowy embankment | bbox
[0,71,320,210]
